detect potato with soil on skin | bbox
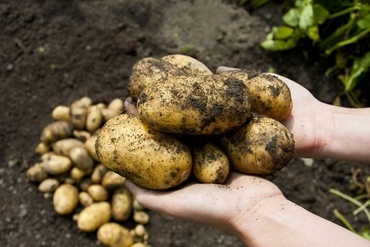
[127,57,187,100]
[53,183,79,215]
[97,222,134,247]
[191,141,230,184]
[40,121,73,143]
[137,74,251,135]
[95,114,193,190]
[220,114,295,175]
[219,70,293,121]
[111,185,133,221]
[161,54,213,75]
[77,201,112,232]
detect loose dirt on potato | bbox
[1,1,369,247]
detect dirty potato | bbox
[95,114,192,190]
[77,201,112,232]
[220,114,295,175]
[161,54,213,75]
[97,222,134,247]
[191,142,229,184]
[137,75,251,135]
[53,183,79,215]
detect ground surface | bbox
[1,1,369,247]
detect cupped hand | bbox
[125,172,285,236]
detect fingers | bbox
[124,97,138,116]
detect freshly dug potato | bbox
[137,75,251,135]
[52,138,85,156]
[38,178,59,193]
[84,135,99,161]
[95,114,192,190]
[86,105,103,133]
[53,183,79,215]
[220,114,295,175]
[161,54,213,75]
[220,70,292,121]
[42,153,73,175]
[26,163,48,183]
[111,186,133,221]
[127,57,186,100]
[192,142,230,184]
[97,222,134,247]
[40,121,73,143]
[70,97,92,130]
[51,105,70,122]
[77,201,112,232]
[87,184,109,202]
[69,146,94,170]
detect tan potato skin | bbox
[137,75,251,135]
[220,114,295,175]
[95,114,192,190]
[127,57,186,100]
[192,142,230,184]
[220,70,293,121]
[161,54,213,75]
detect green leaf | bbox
[345,51,370,92]
[357,14,370,29]
[261,38,298,51]
[299,4,314,30]
[359,226,370,240]
[307,25,320,41]
[313,4,329,25]
[283,8,300,27]
[272,26,295,39]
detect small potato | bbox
[40,121,73,143]
[38,178,59,193]
[69,146,94,171]
[73,130,91,142]
[221,70,292,121]
[161,54,213,75]
[77,202,111,232]
[91,164,108,184]
[101,108,120,121]
[26,163,48,183]
[97,222,134,247]
[95,114,192,190]
[53,183,79,215]
[192,142,229,184]
[86,105,103,133]
[111,186,133,221]
[79,191,93,207]
[84,135,99,161]
[87,184,109,202]
[42,153,72,175]
[127,57,186,100]
[133,211,150,225]
[101,170,125,189]
[220,114,295,175]
[70,167,86,182]
[137,75,251,135]
[52,105,70,122]
[70,97,92,130]
[107,98,124,112]
[52,138,85,157]
[34,142,50,155]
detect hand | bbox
[125,172,285,236]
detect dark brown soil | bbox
[1,1,369,247]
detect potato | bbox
[84,135,99,161]
[95,114,192,190]
[42,153,72,175]
[91,164,108,184]
[38,178,59,193]
[133,210,150,225]
[77,202,111,232]
[73,130,91,142]
[40,121,73,143]
[69,146,94,170]
[111,186,133,221]
[221,70,292,121]
[34,142,50,155]
[137,74,251,135]
[161,54,213,75]
[79,191,93,207]
[86,105,103,133]
[101,170,125,189]
[107,98,124,112]
[52,138,85,157]
[51,105,70,122]
[26,162,48,183]
[192,142,229,184]
[97,222,134,247]
[220,114,295,175]
[53,183,79,215]
[70,167,86,182]
[87,184,109,202]
[127,57,186,100]
[70,97,91,130]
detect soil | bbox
[1,1,369,247]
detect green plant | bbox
[329,170,370,240]
[253,0,370,106]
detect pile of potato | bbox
[26,97,151,247]
[95,54,295,190]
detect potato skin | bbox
[220,114,294,175]
[137,75,251,135]
[161,54,213,75]
[95,114,192,190]
[192,142,229,184]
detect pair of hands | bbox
[124,68,325,241]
